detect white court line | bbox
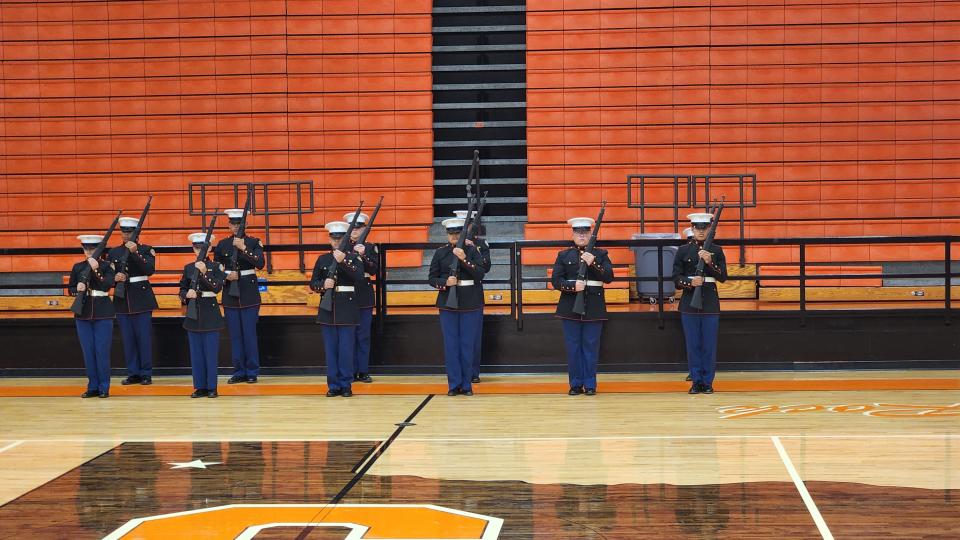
[772,436,834,540]
[0,440,25,453]
[0,434,957,443]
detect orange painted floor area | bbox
[0,377,956,397]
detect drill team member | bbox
[109,216,158,385]
[345,211,378,383]
[454,210,492,384]
[215,208,265,384]
[551,217,614,396]
[69,235,117,398]
[180,233,227,398]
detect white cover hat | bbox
[687,212,714,225]
[453,210,477,219]
[188,232,213,244]
[118,217,139,229]
[224,209,244,220]
[442,217,465,231]
[567,217,594,230]
[343,212,368,224]
[325,221,349,235]
[77,235,103,245]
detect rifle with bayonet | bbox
[571,201,607,317]
[689,198,725,311]
[185,210,218,321]
[114,196,153,300]
[319,200,365,312]
[70,211,122,316]
[227,194,252,299]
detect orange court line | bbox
[0,378,956,397]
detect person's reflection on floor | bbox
[77,443,159,535]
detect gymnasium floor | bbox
[0,371,957,539]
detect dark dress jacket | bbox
[178,259,227,332]
[214,236,265,309]
[108,243,159,314]
[672,242,727,314]
[310,250,365,325]
[551,246,614,322]
[347,240,379,309]
[428,244,487,311]
[68,256,117,320]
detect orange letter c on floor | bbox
[104,504,503,539]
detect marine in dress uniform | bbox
[179,233,227,398]
[69,235,117,398]
[454,210,492,384]
[672,213,728,394]
[551,217,614,395]
[310,221,365,398]
[214,209,266,384]
[428,217,487,396]
[681,227,694,383]
[109,217,159,385]
[345,211,378,384]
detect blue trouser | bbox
[561,319,603,390]
[354,307,373,374]
[225,305,260,377]
[322,325,356,392]
[76,319,114,394]
[439,309,482,392]
[471,309,484,379]
[188,330,219,391]
[681,313,720,386]
[116,311,153,377]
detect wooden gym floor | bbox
[0,371,957,539]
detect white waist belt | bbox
[457,279,475,286]
[201,291,217,297]
[336,286,355,292]
[586,280,604,287]
[128,276,148,283]
[240,269,257,276]
[88,290,109,297]
[688,276,716,283]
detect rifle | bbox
[444,191,478,310]
[571,201,607,316]
[185,210,219,321]
[355,195,384,246]
[689,199,725,311]
[465,192,488,243]
[114,196,153,300]
[227,194,252,299]
[70,211,122,316]
[319,200,365,312]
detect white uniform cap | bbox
[188,232,213,244]
[77,234,104,245]
[118,217,139,229]
[442,217,465,231]
[325,221,349,235]
[224,209,244,219]
[683,228,694,238]
[687,212,714,225]
[343,212,368,224]
[453,210,477,219]
[567,217,595,230]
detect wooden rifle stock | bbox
[70,211,122,316]
[571,202,607,316]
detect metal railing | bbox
[0,235,957,331]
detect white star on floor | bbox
[168,459,222,470]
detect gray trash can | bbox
[631,233,680,304]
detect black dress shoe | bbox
[207,391,219,398]
[471,376,481,384]
[341,389,353,397]
[357,373,373,383]
[227,375,245,384]
[81,390,100,398]
[461,389,474,396]
[326,389,341,397]
[568,387,582,396]
[140,377,152,385]
[447,389,457,396]
[584,388,597,396]
[191,389,208,398]
[702,385,714,394]
[688,384,701,394]
[121,376,142,385]
[246,376,258,384]
[684,374,692,382]
[98,392,109,398]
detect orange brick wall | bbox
[527,0,960,264]
[0,0,433,271]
